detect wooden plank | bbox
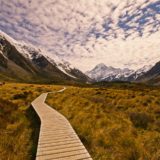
[31,88,92,160]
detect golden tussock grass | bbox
[0,83,61,160]
[47,84,160,160]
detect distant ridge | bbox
[86,63,160,85]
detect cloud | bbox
[0,0,160,71]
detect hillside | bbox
[0,32,90,84]
[136,61,160,85]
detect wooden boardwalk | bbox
[31,88,92,160]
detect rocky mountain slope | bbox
[136,62,160,85]
[0,31,90,83]
[86,63,134,82]
[86,63,155,82]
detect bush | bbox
[129,112,153,129]
[12,91,30,100]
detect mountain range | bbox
[0,31,90,84]
[1,30,160,85]
[86,62,160,85]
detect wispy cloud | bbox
[0,0,160,71]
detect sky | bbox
[0,0,160,71]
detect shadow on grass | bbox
[26,106,40,160]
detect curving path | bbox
[31,87,92,160]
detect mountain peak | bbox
[86,63,135,82]
[94,63,108,69]
[86,62,156,82]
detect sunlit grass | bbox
[47,84,160,160]
[0,83,61,160]
[1,82,160,160]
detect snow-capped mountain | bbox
[128,65,153,80]
[14,42,85,80]
[86,63,153,82]
[86,63,134,82]
[136,61,160,84]
[0,31,90,83]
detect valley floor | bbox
[47,83,160,160]
[0,83,160,160]
[0,83,61,160]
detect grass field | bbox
[0,83,61,160]
[47,84,160,160]
[1,82,160,160]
